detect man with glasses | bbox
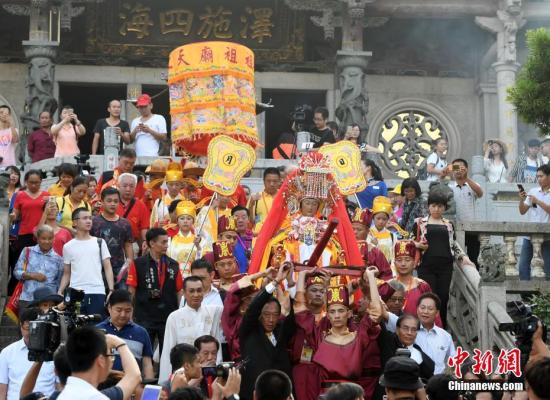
[58,208,114,316]
[386,283,406,316]
[0,308,56,400]
[379,313,434,382]
[414,293,455,374]
[310,106,335,149]
[57,327,130,400]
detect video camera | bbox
[498,300,547,382]
[289,104,313,133]
[201,359,249,380]
[73,154,95,176]
[28,288,103,362]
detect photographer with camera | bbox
[0,307,56,400]
[483,139,508,183]
[51,105,85,158]
[0,105,18,167]
[55,326,140,400]
[518,165,550,280]
[20,333,142,400]
[310,107,335,149]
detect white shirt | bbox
[57,376,108,400]
[484,159,507,183]
[452,181,478,222]
[386,312,453,372]
[415,324,456,374]
[0,339,56,400]
[426,152,447,182]
[180,286,223,308]
[63,237,111,294]
[524,186,550,224]
[131,114,167,157]
[159,304,224,382]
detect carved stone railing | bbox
[448,244,515,353]
[455,221,550,280]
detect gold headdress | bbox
[283,152,339,216]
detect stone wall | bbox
[0,62,483,165]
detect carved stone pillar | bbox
[21,43,58,136]
[530,234,546,278]
[335,51,372,141]
[503,234,518,276]
[475,1,526,158]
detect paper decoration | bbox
[319,141,366,195]
[203,136,256,196]
[168,41,259,156]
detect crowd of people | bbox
[0,101,550,400]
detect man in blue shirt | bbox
[97,289,154,379]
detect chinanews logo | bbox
[447,347,525,392]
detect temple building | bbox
[1,0,550,177]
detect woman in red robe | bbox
[293,268,382,399]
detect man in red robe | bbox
[290,272,330,400]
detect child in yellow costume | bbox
[167,200,203,276]
[150,162,185,228]
[367,196,397,274]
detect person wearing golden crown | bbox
[350,206,393,281]
[167,200,202,276]
[150,162,185,228]
[367,196,398,270]
[249,152,364,274]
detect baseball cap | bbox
[29,287,63,307]
[528,138,541,148]
[136,94,152,107]
[379,356,424,391]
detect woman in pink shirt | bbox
[51,105,85,157]
[0,105,19,167]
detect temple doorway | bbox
[261,89,327,158]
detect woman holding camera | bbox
[51,105,85,157]
[483,139,508,183]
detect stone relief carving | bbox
[478,244,506,282]
[335,56,369,138]
[21,49,58,136]
[475,0,525,65]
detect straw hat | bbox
[182,160,205,177]
[145,159,168,175]
[483,138,508,155]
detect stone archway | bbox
[368,98,462,179]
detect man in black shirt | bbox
[310,106,336,148]
[92,99,131,155]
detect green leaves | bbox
[508,28,550,135]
